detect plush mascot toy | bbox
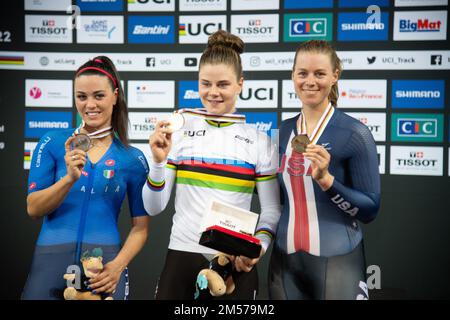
[194,253,235,299]
[63,248,113,300]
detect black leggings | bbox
[155,249,258,300]
[268,241,368,300]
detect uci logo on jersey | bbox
[184,130,206,137]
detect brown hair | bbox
[199,30,244,80]
[75,55,129,146]
[293,40,342,107]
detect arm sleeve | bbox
[27,132,56,194]
[325,126,381,224]
[253,132,282,251]
[141,159,177,216]
[127,150,150,218]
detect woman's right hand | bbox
[149,121,173,163]
[64,136,87,183]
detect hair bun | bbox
[207,30,244,54]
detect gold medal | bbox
[291,134,310,153]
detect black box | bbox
[199,225,261,258]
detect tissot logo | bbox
[231,14,279,43]
[25,15,72,43]
[129,112,170,140]
[179,15,226,43]
[391,113,443,142]
[390,146,443,176]
[346,112,386,142]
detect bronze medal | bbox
[291,134,310,153]
[72,134,91,152]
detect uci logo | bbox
[184,130,206,137]
[183,22,223,36]
[240,88,273,101]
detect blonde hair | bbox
[199,30,244,80]
[293,40,342,107]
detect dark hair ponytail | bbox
[75,55,129,146]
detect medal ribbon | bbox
[73,121,113,139]
[297,103,334,144]
[177,108,246,124]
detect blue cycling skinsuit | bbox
[269,105,380,300]
[22,129,149,300]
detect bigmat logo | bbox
[77,0,124,11]
[394,11,447,41]
[390,146,443,176]
[338,12,389,41]
[284,13,332,42]
[392,80,444,109]
[391,113,443,142]
[128,16,174,43]
[179,15,226,44]
[25,111,72,139]
[127,0,174,12]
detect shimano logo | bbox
[133,25,171,35]
[396,90,440,98]
[341,23,384,31]
[29,121,69,129]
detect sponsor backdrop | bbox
[0,0,449,300]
